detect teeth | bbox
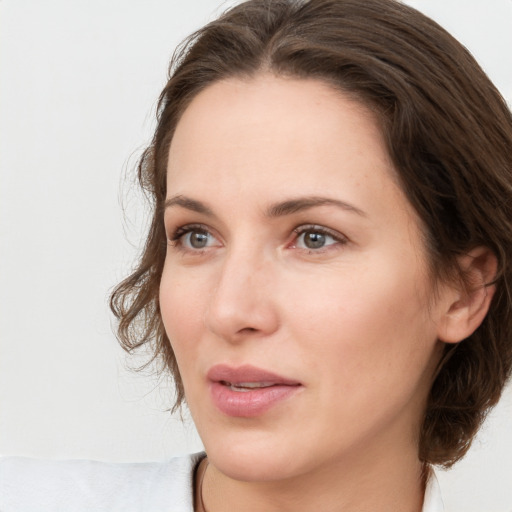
[226,381,276,391]
[237,382,275,388]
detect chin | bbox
[209,453,296,483]
[203,433,304,483]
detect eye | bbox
[169,224,220,251]
[184,230,211,249]
[293,225,345,251]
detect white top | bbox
[0,452,444,511]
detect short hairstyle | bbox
[110,0,512,467]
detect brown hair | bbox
[110,0,512,467]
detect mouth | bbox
[220,381,280,392]
[207,364,302,417]
[207,364,301,386]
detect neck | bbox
[200,441,426,512]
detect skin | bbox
[159,74,489,512]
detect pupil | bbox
[305,231,325,249]
[190,231,208,248]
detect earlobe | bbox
[437,247,497,344]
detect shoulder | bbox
[0,452,205,512]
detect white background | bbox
[1,1,511,510]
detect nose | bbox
[205,247,280,343]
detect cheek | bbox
[285,257,436,393]
[159,266,207,370]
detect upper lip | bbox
[207,364,302,386]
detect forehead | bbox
[167,74,395,195]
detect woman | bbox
[2,0,511,511]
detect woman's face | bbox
[160,75,450,481]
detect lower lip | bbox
[209,382,301,417]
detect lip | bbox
[207,364,302,418]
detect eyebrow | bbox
[164,195,215,216]
[265,196,366,218]
[164,194,366,218]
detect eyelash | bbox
[167,223,348,254]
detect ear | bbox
[437,247,497,344]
